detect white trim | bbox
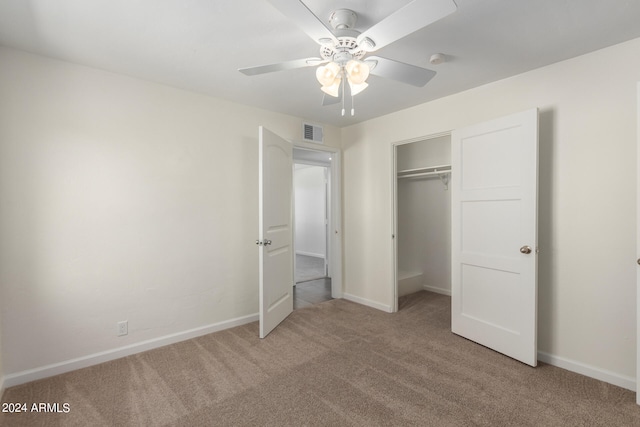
[295,251,325,259]
[392,143,399,312]
[2,313,258,388]
[636,81,640,404]
[423,285,452,296]
[393,131,452,147]
[343,293,393,313]
[294,159,331,168]
[538,351,635,391]
[291,139,335,153]
[398,272,424,297]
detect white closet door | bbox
[259,126,293,338]
[451,109,539,366]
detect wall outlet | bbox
[117,320,128,336]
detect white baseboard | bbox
[538,351,636,391]
[343,293,393,313]
[3,313,259,389]
[423,285,451,296]
[296,251,325,259]
[4,311,635,395]
[398,273,423,297]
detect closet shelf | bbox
[397,164,451,179]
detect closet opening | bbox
[392,133,452,312]
[293,147,333,310]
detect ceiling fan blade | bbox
[366,56,436,87]
[239,58,325,76]
[266,0,338,45]
[357,0,457,52]
[322,93,341,106]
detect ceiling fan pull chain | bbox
[341,78,346,116]
[351,94,355,116]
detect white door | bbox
[259,126,294,338]
[451,109,539,366]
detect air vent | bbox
[303,123,323,144]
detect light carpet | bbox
[1,291,639,426]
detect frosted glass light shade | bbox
[321,76,342,97]
[316,62,341,86]
[348,80,368,96]
[345,60,370,84]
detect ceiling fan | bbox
[239,0,457,116]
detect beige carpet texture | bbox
[1,291,639,426]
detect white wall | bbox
[0,47,341,380]
[397,137,451,294]
[294,165,326,258]
[342,37,640,386]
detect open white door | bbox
[451,109,539,366]
[259,126,293,338]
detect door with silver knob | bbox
[258,126,293,339]
[451,108,539,367]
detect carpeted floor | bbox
[1,291,639,426]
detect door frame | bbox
[293,140,343,299]
[391,131,451,312]
[636,82,639,404]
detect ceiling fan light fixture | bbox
[345,59,369,84]
[316,61,341,86]
[321,76,342,97]
[240,2,459,118]
[348,80,368,96]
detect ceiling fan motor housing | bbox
[320,37,365,62]
[319,10,370,64]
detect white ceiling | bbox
[1,0,639,127]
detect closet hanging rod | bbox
[397,170,451,179]
[397,164,451,176]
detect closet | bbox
[395,135,452,305]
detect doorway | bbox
[392,134,452,312]
[292,144,341,309]
[258,129,343,337]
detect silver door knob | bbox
[520,246,532,254]
[637,258,640,265]
[264,239,272,246]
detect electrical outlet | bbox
[117,320,128,336]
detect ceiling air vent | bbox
[303,123,324,144]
